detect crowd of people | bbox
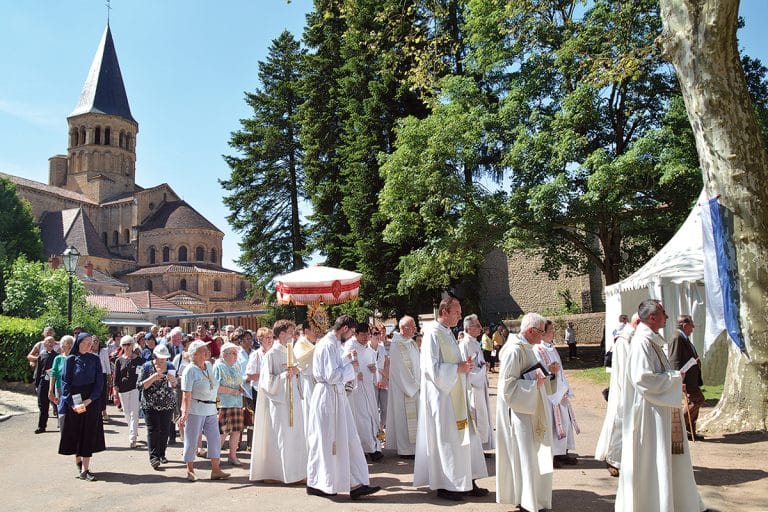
[25,295,707,510]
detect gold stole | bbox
[397,340,419,444]
[521,342,548,443]
[649,338,685,454]
[435,328,470,444]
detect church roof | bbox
[39,207,112,259]
[70,24,136,124]
[121,264,238,276]
[87,295,141,314]
[120,291,188,311]
[140,201,221,232]
[0,172,97,205]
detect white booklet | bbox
[680,357,698,374]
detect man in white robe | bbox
[534,319,577,467]
[615,299,706,512]
[459,314,494,451]
[295,322,319,438]
[414,297,488,501]
[249,320,307,484]
[496,312,554,512]
[385,315,420,457]
[343,323,383,461]
[306,315,380,500]
[595,314,639,476]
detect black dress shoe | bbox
[437,488,465,501]
[369,451,384,462]
[34,428,45,434]
[306,486,337,498]
[350,484,381,500]
[466,481,489,497]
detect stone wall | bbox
[501,312,606,345]
[479,248,605,324]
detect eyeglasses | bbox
[532,327,545,334]
[370,331,380,335]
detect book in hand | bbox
[521,361,555,381]
[679,357,698,374]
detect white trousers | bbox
[118,389,141,443]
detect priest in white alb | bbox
[615,299,706,512]
[496,312,554,512]
[413,297,488,501]
[385,315,420,457]
[595,313,639,477]
[534,319,578,467]
[459,314,494,451]
[305,315,380,500]
[249,320,307,484]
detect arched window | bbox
[102,232,108,247]
[195,246,205,261]
[123,229,130,244]
[210,248,217,264]
[180,279,187,291]
[112,230,119,246]
[162,247,170,262]
[146,279,153,292]
[178,246,188,262]
[79,126,86,146]
[213,280,221,292]
[149,247,156,264]
[104,127,111,146]
[119,131,125,148]
[94,127,101,145]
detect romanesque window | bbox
[180,279,187,291]
[124,229,130,244]
[146,279,153,292]
[102,232,108,247]
[104,127,111,146]
[210,248,217,264]
[112,230,119,246]
[94,126,101,145]
[213,280,221,292]
[79,126,86,146]
[162,247,170,262]
[178,246,188,262]
[194,246,203,261]
[149,247,156,264]
[119,131,124,148]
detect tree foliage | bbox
[0,177,43,309]
[222,31,307,288]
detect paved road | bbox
[2,363,765,511]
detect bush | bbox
[0,315,41,382]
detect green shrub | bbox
[0,315,40,382]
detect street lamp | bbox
[61,246,80,326]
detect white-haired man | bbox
[386,315,421,457]
[414,297,488,501]
[615,300,706,512]
[496,312,554,512]
[460,314,494,451]
[595,313,639,477]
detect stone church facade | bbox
[1,24,251,316]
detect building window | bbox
[102,232,108,247]
[149,247,156,264]
[112,230,119,246]
[210,248,217,264]
[104,127,111,146]
[162,247,170,262]
[94,127,101,145]
[146,279,153,292]
[180,279,187,291]
[213,280,221,292]
[195,246,205,261]
[80,126,86,146]
[178,246,188,262]
[124,229,130,244]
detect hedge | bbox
[0,315,42,382]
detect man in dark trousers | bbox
[668,315,705,441]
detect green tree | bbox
[3,255,84,318]
[0,177,43,309]
[222,31,306,287]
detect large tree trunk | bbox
[659,0,768,432]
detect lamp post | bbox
[61,246,81,327]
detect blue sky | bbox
[1,1,766,272]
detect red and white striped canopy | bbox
[274,265,362,305]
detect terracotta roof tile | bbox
[120,291,188,310]
[0,172,97,205]
[121,264,237,276]
[87,295,140,313]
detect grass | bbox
[701,384,723,405]
[574,366,610,387]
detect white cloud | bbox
[0,98,60,130]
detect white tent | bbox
[604,200,707,354]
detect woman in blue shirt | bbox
[58,332,105,482]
